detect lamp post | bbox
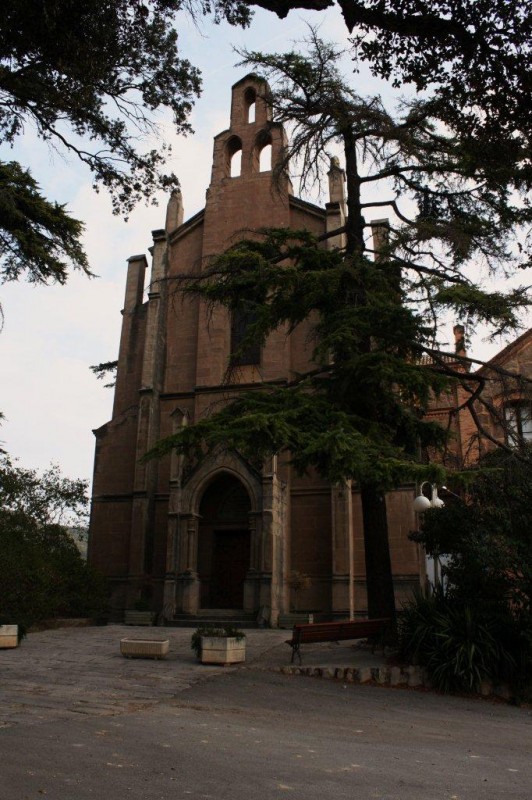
[413,481,445,589]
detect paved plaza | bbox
[1,625,531,799]
[0,624,391,726]
[0,625,290,725]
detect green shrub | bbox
[0,456,109,629]
[0,510,108,629]
[399,589,516,693]
[191,626,246,658]
[407,450,532,698]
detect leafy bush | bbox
[0,457,108,629]
[406,449,532,697]
[399,589,514,692]
[191,626,246,658]
[415,448,532,614]
[0,511,109,629]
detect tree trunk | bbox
[343,128,397,622]
[360,483,397,619]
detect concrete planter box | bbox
[200,636,246,665]
[124,610,155,626]
[0,625,19,648]
[120,638,169,659]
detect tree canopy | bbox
[247,0,531,150]
[0,454,88,526]
[2,1,529,289]
[0,0,251,288]
[0,455,108,629]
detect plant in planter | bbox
[191,626,246,665]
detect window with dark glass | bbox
[230,309,260,366]
[504,402,532,443]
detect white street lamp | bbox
[413,481,446,590]
[413,481,444,512]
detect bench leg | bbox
[291,643,302,665]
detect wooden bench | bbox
[285,618,391,665]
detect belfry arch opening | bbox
[244,86,256,123]
[254,129,273,173]
[197,474,252,609]
[259,143,272,172]
[227,136,242,177]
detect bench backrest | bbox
[292,618,390,645]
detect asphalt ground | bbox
[1,626,530,800]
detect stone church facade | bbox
[89,75,529,624]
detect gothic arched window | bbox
[230,309,260,366]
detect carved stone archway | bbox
[164,448,266,617]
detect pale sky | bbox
[0,8,529,485]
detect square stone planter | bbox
[120,638,169,659]
[200,636,246,665]
[0,625,19,649]
[124,610,156,626]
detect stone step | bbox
[168,620,259,629]
[168,612,258,629]
[171,613,255,618]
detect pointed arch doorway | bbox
[197,473,251,609]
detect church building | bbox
[89,75,449,624]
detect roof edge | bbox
[477,327,532,373]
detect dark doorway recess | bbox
[198,474,252,609]
[211,529,250,609]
